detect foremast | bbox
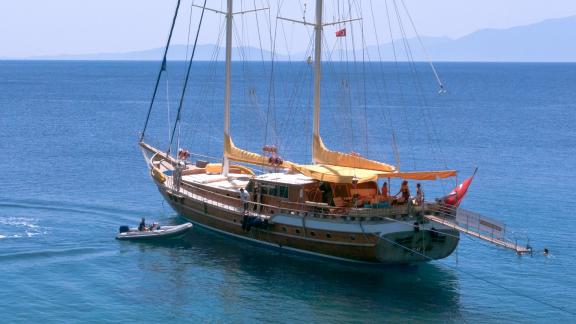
[222,0,233,177]
[312,0,323,159]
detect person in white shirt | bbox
[240,188,250,214]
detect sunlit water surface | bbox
[0,61,575,322]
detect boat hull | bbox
[157,184,459,264]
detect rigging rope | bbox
[383,0,417,170]
[140,0,182,142]
[398,0,445,93]
[167,0,208,156]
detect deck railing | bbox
[164,176,432,223]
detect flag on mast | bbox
[335,28,346,37]
[443,168,477,206]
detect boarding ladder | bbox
[424,204,532,254]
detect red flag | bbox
[443,169,477,206]
[336,28,346,37]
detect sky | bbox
[1,0,576,58]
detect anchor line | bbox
[377,235,576,316]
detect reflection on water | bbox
[127,223,463,321]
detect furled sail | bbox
[224,135,293,169]
[291,164,457,184]
[313,135,396,172]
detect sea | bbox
[0,61,575,323]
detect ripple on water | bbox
[0,216,47,239]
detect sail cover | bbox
[292,164,457,184]
[313,135,396,172]
[224,135,293,169]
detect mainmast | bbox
[222,0,233,177]
[312,0,323,162]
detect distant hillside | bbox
[29,44,285,61]
[361,16,576,62]
[13,15,576,62]
[425,15,576,62]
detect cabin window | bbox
[260,186,269,195]
[326,233,332,239]
[349,235,356,241]
[278,185,289,198]
[295,229,301,234]
[282,226,287,232]
[310,231,316,236]
[260,184,289,198]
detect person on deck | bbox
[240,188,250,214]
[381,182,389,199]
[138,217,146,231]
[395,180,411,204]
[415,183,425,205]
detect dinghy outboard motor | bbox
[119,225,130,233]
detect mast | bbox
[312,0,323,162]
[222,0,233,177]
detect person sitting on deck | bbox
[394,180,411,205]
[240,188,250,214]
[381,182,389,198]
[138,217,146,231]
[415,183,425,206]
[380,182,389,202]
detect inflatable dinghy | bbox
[116,223,193,240]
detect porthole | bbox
[326,233,332,239]
[310,231,315,236]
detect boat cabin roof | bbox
[182,173,250,191]
[253,172,316,186]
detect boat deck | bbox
[181,172,250,190]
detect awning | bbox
[292,164,382,183]
[292,164,457,184]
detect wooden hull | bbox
[156,183,459,264]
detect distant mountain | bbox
[356,16,576,62]
[424,15,576,62]
[28,44,286,61]
[12,15,576,62]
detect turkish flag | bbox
[336,28,346,37]
[443,169,477,206]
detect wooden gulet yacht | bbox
[138,0,530,264]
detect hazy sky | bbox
[2,0,576,57]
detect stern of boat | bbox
[375,228,459,264]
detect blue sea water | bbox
[0,60,575,323]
